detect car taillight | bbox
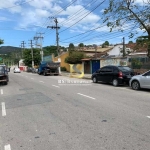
[118,71,123,78]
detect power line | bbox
[59,10,144,44]
[47,18,60,55]
[44,0,99,37]
[59,0,98,26]
[34,33,44,61]
[21,41,26,57]
[59,0,106,33]
[60,22,139,45]
[35,0,77,34]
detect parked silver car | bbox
[129,70,150,90]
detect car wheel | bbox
[44,72,47,76]
[92,77,97,83]
[3,81,8,85]
[131,80,140,90]
[112,79,118,87]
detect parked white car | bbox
[14,68,21,73]
[129,70,150,90]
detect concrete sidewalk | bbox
[60,71,92,79]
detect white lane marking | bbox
[52,85,60,88]
[1,89,3,95]
[4,144,11,150]
[39,81,44,83]
[147,116,150,118]
[2,102,6,116]
[77,93,95,100]
[31,78,34,80]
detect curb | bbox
[60,74,91,80]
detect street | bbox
[0,70,150,150]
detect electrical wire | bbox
[59,0,98,26]
[59,0,106,33]
[35,0,78,35]
[60,22,140,45]
[43,0,97,37]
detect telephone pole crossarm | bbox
[47,18,60,56]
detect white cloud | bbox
[0,0,102,34]
[28,0,53,9]
[0,0,22,13]
[135,0,149,4]
[58,5,100,31]
[0,17,11,21]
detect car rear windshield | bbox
[0,66,4,71]
[0,66,4,73]
[118,66,133,72]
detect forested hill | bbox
[0,46,21,54]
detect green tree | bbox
[128,41,133,44]
[65,51,85,64]
[68,43,75,54]
[103,0,150,57]
[131,58,142,69]
[43,46,58,57]
[104,41,109,46]
[78,43,84,50]
[23,49,41,67]
[102,41,109,48]
[0,39,4,45]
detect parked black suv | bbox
[0,65,9,85]
[91,65,134,86]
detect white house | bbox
[107,44,123,56]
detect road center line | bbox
[4,144,11,150]
[147,116,150,118]
[77,93,95,100]
[39,81,44,83]
[1,89,3,95]
[2,102,6,116]
[52,85,60,88]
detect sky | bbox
[0,0,148,48]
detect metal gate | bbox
[92,60,100,73]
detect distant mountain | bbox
[0,46,21,54]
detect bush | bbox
[65,51,85,64]
[61,67,67,71]
[131,58,142,69]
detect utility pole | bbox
[47,17,60,56]
[123,37,125,57]
[29,40,34,68]
[19,44,22,58]
[34,33,44,61]
[21,41,26,58]
[34,34,38,48]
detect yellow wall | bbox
[54,52,83,72]
[69,64,83,73]
[54,52,70,72]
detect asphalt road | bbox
[0,70,150,150]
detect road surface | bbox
[0,71,150,150]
